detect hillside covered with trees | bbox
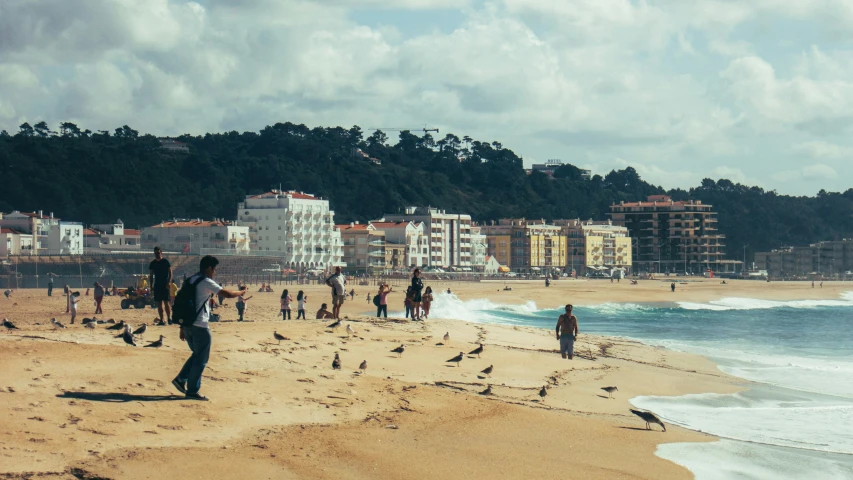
[1,121,852,261]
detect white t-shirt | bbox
[328,274,346,296]
[298,297,306,310]
[191,275,222,329]
[70,296,78,312]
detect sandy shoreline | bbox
[1,279,848,479]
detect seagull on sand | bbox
[51,318,66,329]
[133,324,147,337]
[106,320,125,331]
[359,360,367,371]
[447,352,464,367]
[122,325,136,347]
[468,344,484,358]
[601,386,618,399]
[3,318,18,332]
[390,344,405,358]
[539,386,548,400]
[479,385,492,395]
[327,319,342,330]
[346,324,356,336]
[85,321,96,331]
[81,318,96,325]
[630,409,666,432]
[144,335,165,348]
[480,365,493,377]
[443,332,450,345]
[273,331,288,344]
[332,353,342,370]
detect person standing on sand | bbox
[422,286,434,319]
[172,255,247,401]
[366,292,371,304]
[148,247,173,326]
[296,291,307,319]
[671,282,676,292]
[376,284,392,318]
[280,289,292,320]
[70,292,80,324]
[555,304,579,360]
[325,266,346,320]
[93,282,105,314]
[236,291,252,322]
[48,276,54,297]
[410,268,424,321]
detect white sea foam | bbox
[657,440,853,480]
[395,293,542,324]
[678,292,853,311]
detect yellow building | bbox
[481,219,566,274]
[485,234,511,267]
[555,219,632,276]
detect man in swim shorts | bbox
[555,304,579,360]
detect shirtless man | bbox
[555,304,579,360]
[316,303,335,319]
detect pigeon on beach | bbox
[122,325,136,346]
[144,335,165,348]
[447,352,464,367]
[51,318,66,329]
[391,344,405,357]
[85,321,96,331]
[601,386,618,399]
[469,344,484,358]
[630,409,666,432]
[273,331,287,344]
[480,365,493,377]
[332,353,342,370]
[3,318,18,332]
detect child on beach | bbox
[422,286,434,319]
[70,292,80,324]
[236,291,253,322]
[280,289,292,320]
[375,284,392,318]
[3,289,12,299]
[366,293,371,304]
[404,287,413,318]
[296,291,306,319]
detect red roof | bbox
[150,220,233,228]
[0,228,25,235]
[370,221,410,229]
[248,190,317,200]
[83,228,100,236]
[123,229,141,235]
[336,224,370,231]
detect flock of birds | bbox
[2,315,667,432]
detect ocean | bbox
[424,292,853,479]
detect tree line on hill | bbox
[1,121,852,262]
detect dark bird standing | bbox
[630,409,667,432]
[539,386,548,400]
[480,365,493,377]
[447,352,464,367]
[479,385,492,395]
[3,318,18,332]
[107,320,125,331]
[601,386,618,398]
[327,319,341,330]
[122,326,136,347]
[144,335,165,348]
[133,324,147,337]
[469,344,484,358]
[332,353,342,370]
[391,344,405,358]
[51,318,66,329]
[359,360,367,371]
[274,331,287,344]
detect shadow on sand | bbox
[57,391,183,403]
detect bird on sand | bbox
[479,385,492,395]
[273,331,288,344]
[480,365,493,377]
[469,344,484,358]
[106,319,116,324]
[359,360,367,371]
[630,409,666,432]
[391,344,405,357]
[332,353,342,370]
[539,386,548,400]
[122,325,136,346]
[51,318,66,329]
[85,321,96,331]
[443,332,450,345]
[601,386,618,398]
[133,324,147,337]
[81,318,96,325]
[447,352,464,367]
[346,324,356,336]
[327,319,341,330]
[106,320,125,331]
[3,318,18,332]
[144,335,165,348]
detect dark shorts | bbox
[411,292,422,303]
[153,286,170,302]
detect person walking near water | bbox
[422,286,434,319]
[325,266,346,320]
[93,282,105,314]
[555,304,578,360]
[148,246,173,325]
[410,268,424,321]
[172,255,247,401]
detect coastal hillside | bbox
[1,122,852,258]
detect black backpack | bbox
[172,274,206,327]
[372,294,381,307]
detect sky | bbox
[1,0,852,195]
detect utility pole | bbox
[743,244,748,275]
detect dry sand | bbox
[0,278,849,479]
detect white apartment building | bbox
[141,220,250,254]
[383,207,473,267]
[0,211,70,255]
[0,228,34,256]
[85,220,141,251]
[370,220,428,269]
[470,226,487,269]
[236,190,343,269]
[47,222,84,255]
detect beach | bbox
[1,278,849,479]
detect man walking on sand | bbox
[325,266,346,320]
[172,255,247,401]
[149,247,173,325]
[555,304,579,360]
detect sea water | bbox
[425,291,853,479]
